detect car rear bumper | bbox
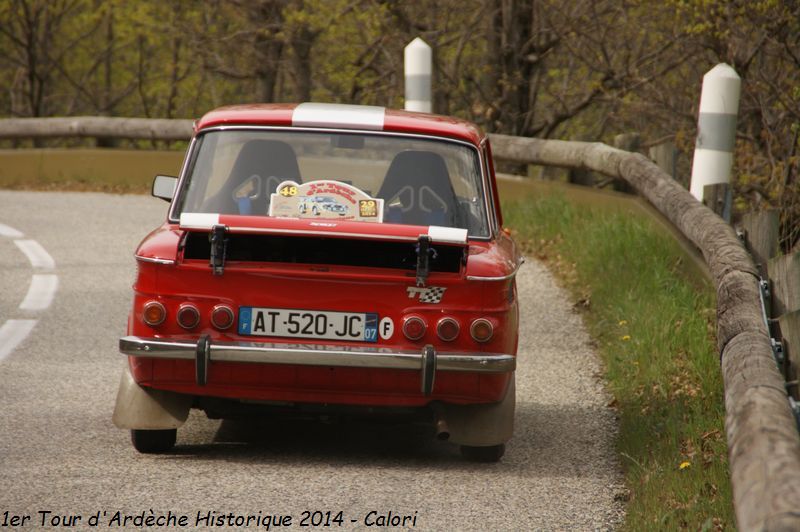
[119,335,515,396]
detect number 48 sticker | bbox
[279,185,298,197]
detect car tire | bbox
[130,428,177,454]
[460,443,505,463]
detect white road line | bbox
[19,274,59,311]
[0,224,57,361]
[14,239,56,269]
[0,223,24,238]
[0,319,38,361]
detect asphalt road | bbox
[0,190,624,531]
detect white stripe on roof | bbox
[292,103,385,130]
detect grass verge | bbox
[503,194,733,530]
[0,148,183,194]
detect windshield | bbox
[175,129,489,237]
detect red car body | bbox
[113,103,522,461]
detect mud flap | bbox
[112,366,191,430]
[438,374,515,447]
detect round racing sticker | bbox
[269,179,384,222]
[379,317,394,340]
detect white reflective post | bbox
[404,38,432,113]
[689,63,741,201]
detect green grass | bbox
[503,194,733,530]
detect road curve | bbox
[0,190,624,530]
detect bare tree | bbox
[0,0,93,117]
[197,0,288,103]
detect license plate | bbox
[238,307,378,342]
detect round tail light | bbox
[470,318,494,343]
[177,304,200,330]
[142,301,166,327]
[436,317,460,342]
[403,316,427,341]
[211,304,234,330]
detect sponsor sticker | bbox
[269,180,384,222]
[359,199,379,218]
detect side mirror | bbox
[152,175,178,202]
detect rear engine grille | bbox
[183,232,464,272]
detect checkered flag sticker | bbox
[407,286,447,304]
[419,287,446,303]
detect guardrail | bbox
[489,134,800,530]
[2,117,799,529]
[0,117,193,140]
[738,210,800,418]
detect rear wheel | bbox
[130,429,176,454]
[460,443,505,463]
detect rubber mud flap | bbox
[112,366,190,430]
[438,374,515,446]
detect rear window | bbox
[174,129,489,237]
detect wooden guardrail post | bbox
[769,252,800,400]
[778,311,800,400]
[611,133,639,193]
[648,141,677,181]
[740,210,780,278]
[769,253,800,318]
[737,210,797,398]
[703,183,732,223]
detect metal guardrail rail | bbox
[2,117,798,529]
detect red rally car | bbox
[113,103,522,462]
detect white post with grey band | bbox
[689,63,741,204]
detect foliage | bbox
[503,193,733,530]
[0,0,799,242]
[658,0,800,250]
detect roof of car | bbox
[195,103,485,145]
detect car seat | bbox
[377,150,457,227]
[204,139,301,215]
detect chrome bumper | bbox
[119,336,515,396]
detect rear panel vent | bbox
[183,232,464,273]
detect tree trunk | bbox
[97,6,117,148]
[253,0,287,103]
[290,24,316,102]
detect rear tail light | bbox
[403,316,427,341]
[211,304,235,330]
[436,317,460,342]
[142,301,166,327]
[177,304,200,330]
[470,318,494,343]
